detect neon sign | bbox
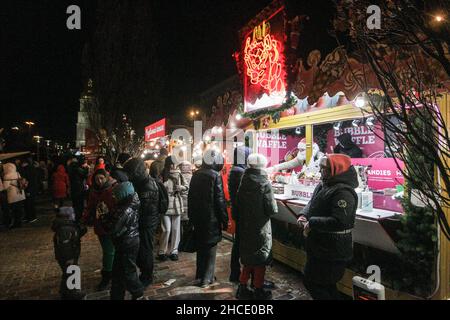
[244,32,284,94]
[242,7,286,113]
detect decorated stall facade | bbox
[221,0,450,299]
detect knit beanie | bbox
[327,153,352,177]
[112,182,135,202]
[247,153,268,169]
[57,207,75,221]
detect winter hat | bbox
[94,163,106,171]
[178,160,192,173]
[57,207,75,221]
[193,156,203,168]
[327,153,352,177]
[93,168,108,178]
[113,182,135,202]
[247,153,268,169]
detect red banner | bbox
[145,119,166,142]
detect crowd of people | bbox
[0,157,45,229]
[0,146,358,301]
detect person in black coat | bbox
[123,158,161,287]
[188,150,228,288]
[333,133,363,158]
[20,157,39,222]
[68,156,89,222]
[227,146,250,282]
[298,153,358,300]
[108,182,144,300]
[51,207,87,300]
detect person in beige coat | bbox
[2,163,26,228]
[157,157,189,261]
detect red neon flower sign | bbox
[244,33,285,94]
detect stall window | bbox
[256,126,306,171]
[313,117,404,213]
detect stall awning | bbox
[0,152,31,161]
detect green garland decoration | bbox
[237,95,298,124]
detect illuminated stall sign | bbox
[326,124,385,158]
[145,118,166,142]
[257,131,301,169]
[243,7,286,113]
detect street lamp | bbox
[33,136,43,162]
[189,109,201,120]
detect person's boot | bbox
[236,284,254,300]
[254,288,272,300]
[263,280,276,289]
[139,273,153,288]
[65,289,86,300]
[96,270,112,291]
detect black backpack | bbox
[54,224,80,262]
[154,179,169,215]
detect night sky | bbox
[1,0,290,144]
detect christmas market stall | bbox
[226,0,450,299]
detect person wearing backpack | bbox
[123,158,163,288]
[51,207,87,300]
[2,163,26,229]
[157,156,189,262]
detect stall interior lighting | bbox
[366,117,375,127]
[236,114,242,121]
[295,127,303,135]
[333,122,342,130]
[355,96,366,108]
[352,119,361,127]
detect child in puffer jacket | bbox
[108,182,145,300]
[51,207,87,300]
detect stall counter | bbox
[273,194,401,254]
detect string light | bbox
[333,122,342,130]
[352,119,361,127]
[355,96,366,108]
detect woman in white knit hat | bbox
[235,153,278,300]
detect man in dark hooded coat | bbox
[227,146,250,282]
[123,158,160,287]
[188,150,228,288]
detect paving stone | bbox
[0,196,311,300]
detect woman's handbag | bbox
[178,222,197,253]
